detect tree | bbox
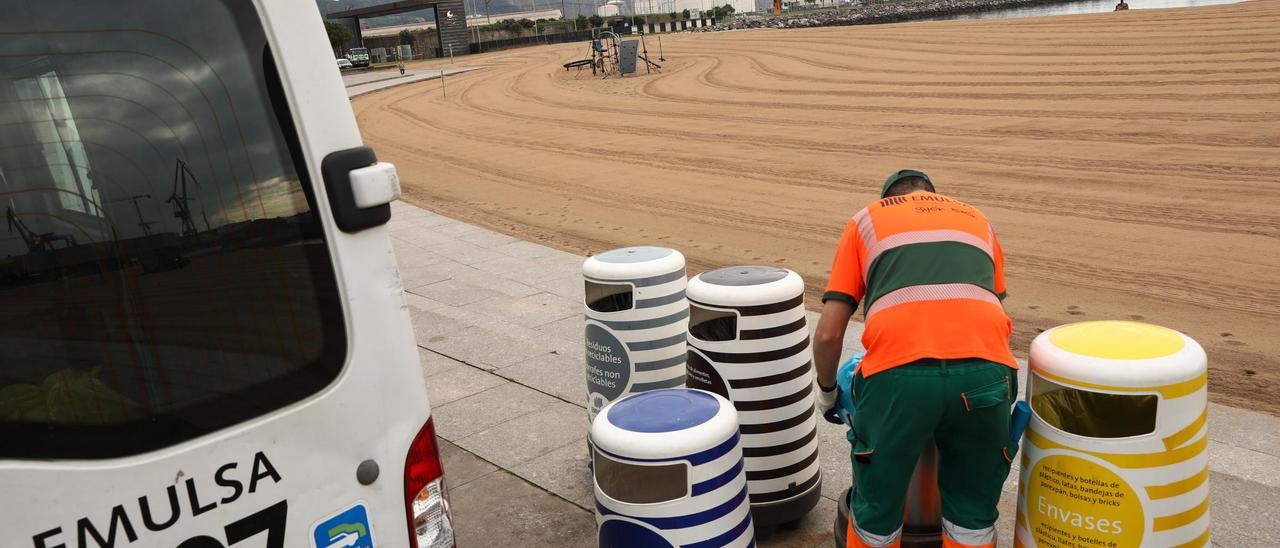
[577,14,589,28]
[669,11,678,20]
[517,18,536,29]
[682,9,691,19]
[324,20,355,51]
[589,14,604,27]
[723,3,736,13]
[399,29,414,45]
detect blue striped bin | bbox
[592,388,755,548]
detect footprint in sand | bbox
[1028,305,1040,310]
[1220,332,1233,337]
[1129,314,1145,321]
[1224,340,1247,347]
[1244,369,1257,376]
[1066,306,1085,316]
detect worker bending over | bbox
[813,170,1017,548]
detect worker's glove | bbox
[815,380,838,417]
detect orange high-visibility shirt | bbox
[823,191,1016,377]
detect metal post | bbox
[449,44,454,63]
[440,69,446,98]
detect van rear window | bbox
[0,1,346,458]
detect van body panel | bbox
[0,1,430,546]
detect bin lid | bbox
[583,246,686,282]
[687,265,804,307]
[1030,321,1206,396]
[591,389,740,460]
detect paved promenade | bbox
[351,73,1279,547]
[386,200,1279,547]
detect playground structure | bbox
[563,29,662,78]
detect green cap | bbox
[881,169,932,198]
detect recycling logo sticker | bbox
[312,502,375,548]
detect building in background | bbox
[327,0,470,57]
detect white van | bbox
[0,1,452,547]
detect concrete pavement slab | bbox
[449,469,596,548]
[390,240,443,269]
[414,267,542,301]
[1208,442,1280,489]
[391,200,1280,547]
[426,324,561,371]
[532,273,587,301]
[457,229,520,249]
[431,382,559,441]
[409,278,496,308]
[455,401,588,469]
[496,350,587,408]
[815,420,854,504]
[534,314,584,345]
[391,226,455,249]
[398,262,458,291]
[1208,404,1280,457]
[439,439,499,490]
[472,291,581,330]
[1208,471,1280,547]
[419,347,466,379]
[758,495,839,548]
[425,363,510,407]
[510,439,595,509]
[494,239,565,261]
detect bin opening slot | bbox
[689,303,737,342]
[593,448,689,504]
[1030,374,1158,439]
[586,280,634,312]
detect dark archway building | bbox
[328,0,469,57]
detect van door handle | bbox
[321,146,400,233]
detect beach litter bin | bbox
[582,246,689,421]
[1015,321,1209,547]
[591,388,755,548]
[828,354,943,547]
[684,265,822,531]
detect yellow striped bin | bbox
[1015,321,1209,548]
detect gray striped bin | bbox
[685,265,822,530]
[582,246,689,422]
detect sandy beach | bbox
[353,0,1280,413]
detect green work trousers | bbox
[848,359,1017,536]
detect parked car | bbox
[337,57,353,69]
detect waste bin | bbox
[582,246,688,421]
[592,388,755,548]
[684,265,822,529]
[1015,321,1209,547]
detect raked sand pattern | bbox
[352,0,1280,413]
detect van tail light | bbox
[405,417,455,548]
